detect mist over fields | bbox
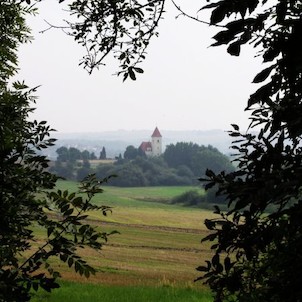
[44,129,233,159]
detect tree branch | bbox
[171,0,225,28]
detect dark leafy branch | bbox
[171,0,225,27]
[197,1,302,302]
[65,0,166,80]
[1,2,117,301]
[1,79,117,301]
[19,174,117,286]
[23,0,166,80]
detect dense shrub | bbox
[171,190,205,206]
[201,186,227,204]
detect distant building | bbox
[139,127,162,157]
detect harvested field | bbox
[31,181,217,289]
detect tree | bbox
[69,147,82,162]
[123,145,139,160]
[82,149,90,161]
[96,155,196,187]
[56,146,69,162]
[0,2,115,301]
[99,146,107,160]
[76,160,92,181]
[90,152,97,160]
[164,142,234,177]
[109,162,148,187]
[57,147,92,162]
[50,160,75,180]
[164,142,200,168]
[194,1,302,302]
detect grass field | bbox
[32,281,213,302]
[32,181,217,300]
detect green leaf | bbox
[68,192,76,200]
[231,124,239,131]
[202,2,220,10]
[212,253,220,266]
[84,269,90,278]
[134,67,144,73]
[212,30,236,46]
[75,261,80,273]
[119,52,126,60]
[213,205,221,214]
[205,169,215,178]
[128,68,136,81]
[68,257,74,268]
[224,257,232,272]
[252,65,275,83]
[263,47,280,62]
[201,233,217,242]
[73,196,83,206]
[123,73,128,81]
[64,208,74,216]
[211,4,228,24]
[32,282,39,291]
[196,265,209,272]
[227,41,241,56]
[60,253,68,262]
[204,219,216,231]
[204,182,216,190]
[47,227,54,238]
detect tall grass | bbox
[32,281,213,302]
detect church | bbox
[139,127,162,157]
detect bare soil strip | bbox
[100,220,206,234]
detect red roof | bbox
[139,141,152,152]
[151,127,162,138]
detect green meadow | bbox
[32,281,213,302]
[32,180,217,301]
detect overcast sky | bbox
[18,0,263,134]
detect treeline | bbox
[50,142,234,186]
[55,146,106,161]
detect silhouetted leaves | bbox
[227,41,241,56]
[0,3,115,299]
[65,0,165,80]
[199,2,302,301]
[252,64,276,83]
[210,3,228,24]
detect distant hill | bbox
[43,129,233,160]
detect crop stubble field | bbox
[31,181,217,300]
[42,181,216,286]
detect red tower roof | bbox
[151,127,162,138]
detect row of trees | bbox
[56,146,107,161]
[51,142,234,187]
[49,159,91,182]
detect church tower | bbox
[151,127,162,156]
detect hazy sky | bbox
[18,1,263,133]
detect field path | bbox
[101,220,206,234]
